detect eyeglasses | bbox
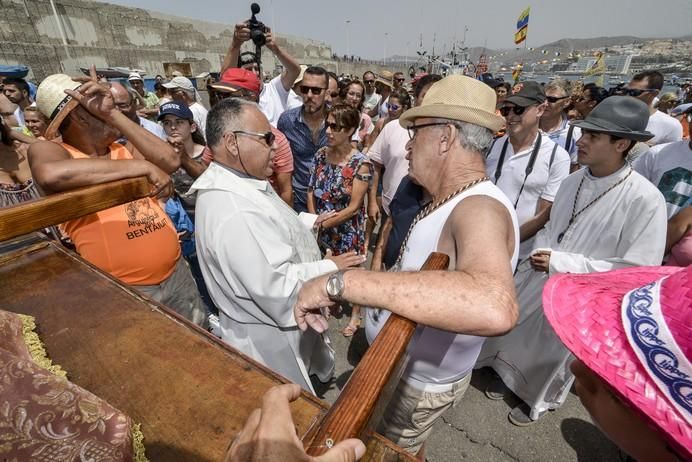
[406,122,449,140]
[232,130,275,147]
[499,105,527,117]
[618,87,657,97]
[364,80,375,84]
[545,95,569,103]
[388,103,401,111]
[300,85,326,95]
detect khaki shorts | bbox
[377,373,472,454]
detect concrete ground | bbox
[313,314,622,462]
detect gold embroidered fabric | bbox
[0,310,144,461]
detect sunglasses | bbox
[395,78,406,82]
[618,87,657,97]
[364,80,375,84]
[326,122,346,132]
[499,105,528,117]
[545,95,569,103]
[388,103,401,111]
[232,130,275,147]
[300,85,326,95]
[329,91,339,98]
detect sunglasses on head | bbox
[546,95,569,103]
[232,130,275,147]
[618,87,657,97]
[300,85,326,95]
[499,105,528,116]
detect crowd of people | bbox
[1,19,691,462]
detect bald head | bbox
[110,82,137,121]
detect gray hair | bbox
[206,97,259,148]
[433,118,494,154]
[544,78,570,96]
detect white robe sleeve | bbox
[215,210,337,327]
[549,192,667,274]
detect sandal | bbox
[341,317,361,337]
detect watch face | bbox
[327,273,342,298]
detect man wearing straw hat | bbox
[477,96,668,426]
[294,75,521,454]
[27,67,206,327]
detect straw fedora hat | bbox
[36,74,82,140]
[375,70,394,88]
[543,266,692,459]
[399,75,503,132]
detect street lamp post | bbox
[346,20,351,58]
[383,32,388,65]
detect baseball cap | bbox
[157,102,194,121]
[504,81,546,107]
[211,68,261,94]
[128,72,143,82]
[163,76,194,91]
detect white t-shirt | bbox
[259,75,290,127]
[286,89,303,111]
[486,133,571,259]
[377,96,389,120]
[633,140,692,219]
[646,110,683,146]
[13,106,25,127]
[363,91,381,114]
[189,102,208,139]
[367,120,410,215]
[543,116,581,163]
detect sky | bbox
[104,0,692,59]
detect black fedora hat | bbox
[571,96,654,142]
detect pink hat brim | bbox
[543,266,691,459]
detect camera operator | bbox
[221,15,300,127]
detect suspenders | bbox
[492,133,559,208]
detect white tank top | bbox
[365,181,519,385]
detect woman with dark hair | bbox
[495,82,512,107]
[308,104,372,336]
[341,80,374,147]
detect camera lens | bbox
[251,29,266,46]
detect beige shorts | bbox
[377,373,472,454]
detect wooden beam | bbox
[305,252,450,456]
[0,177,150,242]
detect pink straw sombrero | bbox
[543,266,692,459]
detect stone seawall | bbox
[0,0,407,81]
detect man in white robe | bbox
[476,96,668,425]
[191,98,365,393]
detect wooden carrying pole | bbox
[305,252,450,456]
[0,177,150,242]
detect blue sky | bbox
[104,0,692,59]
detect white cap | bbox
[128,72,143,81]
[163,76,194,91]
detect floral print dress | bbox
[309,147,372,256]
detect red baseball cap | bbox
[211,68,261,94]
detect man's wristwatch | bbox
[326,270,347,302]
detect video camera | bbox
[247,3,268,47]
